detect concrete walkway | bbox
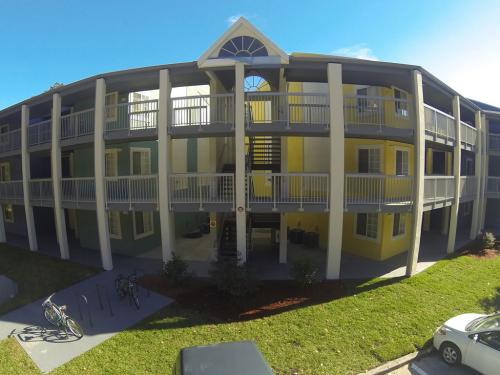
[0,270,172,373]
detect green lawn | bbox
[1,247,499,374]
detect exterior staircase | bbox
[246,136,281,172]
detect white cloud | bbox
[331,44,378,61]
[227,14,244,25]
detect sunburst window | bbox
[218,36,268,58]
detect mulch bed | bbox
[139,274,344,322]
[458,239,500,259]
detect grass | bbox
[1,247,499,374]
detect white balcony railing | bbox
[171,94,234,128]
[343,95,412,129]
[28,120,52,146]
[460,122,477,149]
[105,99,158,132]
[424,176,455,203]
[344,174,413,207]
[459,176,477,200]
[487,177,500,194]
[105,175,158,207]
[169,173,234,208]
[245,92,329,127]
[29,178,53,205]
[489,134,500,151]
[0,129,21,154]
[246,173,329,210]
[61,178,96,205]
[61,108,95,139]
[424,105,455,142]
[0,180,24,201]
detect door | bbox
[432,151,446,175]
[464,332,500,375]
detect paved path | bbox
[0,270,172,373]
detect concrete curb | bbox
[357,347,433,375]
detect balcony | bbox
[424,105,455,146]
[169,94,234,137]
[105,175,158,211]
[344,95,413,140]
[489,134,500,152]
[459,176,477,202]
[423,175,455,209]
[169,173,234,212]
[61,178,96,209]
[0,180,24,204]
[246,173,329,212]
[105,100,158,140]
[29,179,53,206]
[460,122,478,151]
[28,120,52,150]
[60,108,95,147]
[487,177,500,197]
[245,92,329,136]
[344,174,413,212]
[0,129,21,156]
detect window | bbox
[129,92,153,130]
[105,149,118,177]
[130,148,151,175]
[394,88,409,117]
[465,158,474,176]
[356,213,378,239]
[218,36,268,58]
[0,162,10,181]
[3,204,13,223]
[358,147,381,173]
[133,211,154,239]
[108,211,122,239]
[462,201,472,216]
[0,124,9,145]
[356,86,379,114]
[393,213,406,237]
[105,92,118,122]
[395,149,409,176]
[477,332,500,351]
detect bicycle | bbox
[42,294,84,338]
[114,272,140,309]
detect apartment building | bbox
[0,18,498,279]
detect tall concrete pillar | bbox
[326,63,344,280]
[470,111,482,239]
[479,115,488,232]
[51,93,69,259]
[406,70,425,276]
[94,78,113,270]
[446,96,461,254]
[21,105,38,251]
[158,69,175,262]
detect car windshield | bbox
[466,315,500,331]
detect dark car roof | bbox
[180,341,274,375]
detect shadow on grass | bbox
[479,287,500,313]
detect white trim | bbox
[132,211,154,240]
[392,212,407,239]
[105,148,119,177]
[353,212,380,243]
[0,161,11,182]
[394,146,410,176]
[108,211,122,239]
[105,91,118,122]
[355,144,383,173]
[129,147,151,175]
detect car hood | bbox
[444,313,485,332]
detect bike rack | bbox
[96,283,114,317]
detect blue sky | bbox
[0,0,499,109]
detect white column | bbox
[441,206,450,235]
[326,63,344,280]
[447,96,461,254]
[470,111,482,239]
[234,62,247,263]
[21,105,38,251]
[51,93,69,259]
[94,78,113,270]
[158,69,175,262]
[406,70,425,276]
[0,204,6,242]
[479,115,488,232]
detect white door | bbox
[464,332,500,375]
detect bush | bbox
[163,253,189,285]
[291,259,318,287]
[209,257,257,297]
[482,232,496,249]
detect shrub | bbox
[291,259,318,287]
[163,253,189,285]
[482,232,496,249]
[209,256,257,297]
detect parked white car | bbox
[433,313,500,374]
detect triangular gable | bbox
[198,17,289,68]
